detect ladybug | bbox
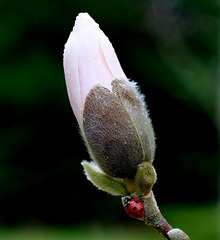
[123,196,145,219]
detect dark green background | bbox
[0,0,218,226]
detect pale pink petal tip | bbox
[73,13,100,33]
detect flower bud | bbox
[64,12,156,180]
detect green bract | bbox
[82,160,129,196]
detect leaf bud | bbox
[134,161,157,196]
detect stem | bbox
[140,191,190,240]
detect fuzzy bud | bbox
[134,162,157,196]
[82,79,155,178]
[64,12,156,189]
[167,229,190,240]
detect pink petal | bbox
[64,13,128,126]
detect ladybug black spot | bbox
[133,206,137,210]
[124,197,131,205]
[135,201,138,204]
[140,208,144,213]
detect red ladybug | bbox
[123,196,145,219]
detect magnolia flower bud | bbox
[64,12,155,185]
[64,13,190,240]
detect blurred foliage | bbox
[0,205,218,240]
[0,0,218,227]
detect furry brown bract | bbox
[82,79,156,178]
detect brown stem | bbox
[140,191,173,239]
[139,191,189,240]
[146,213,173,239]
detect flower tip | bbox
[73,12,99,33]
[76,12,92,21]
